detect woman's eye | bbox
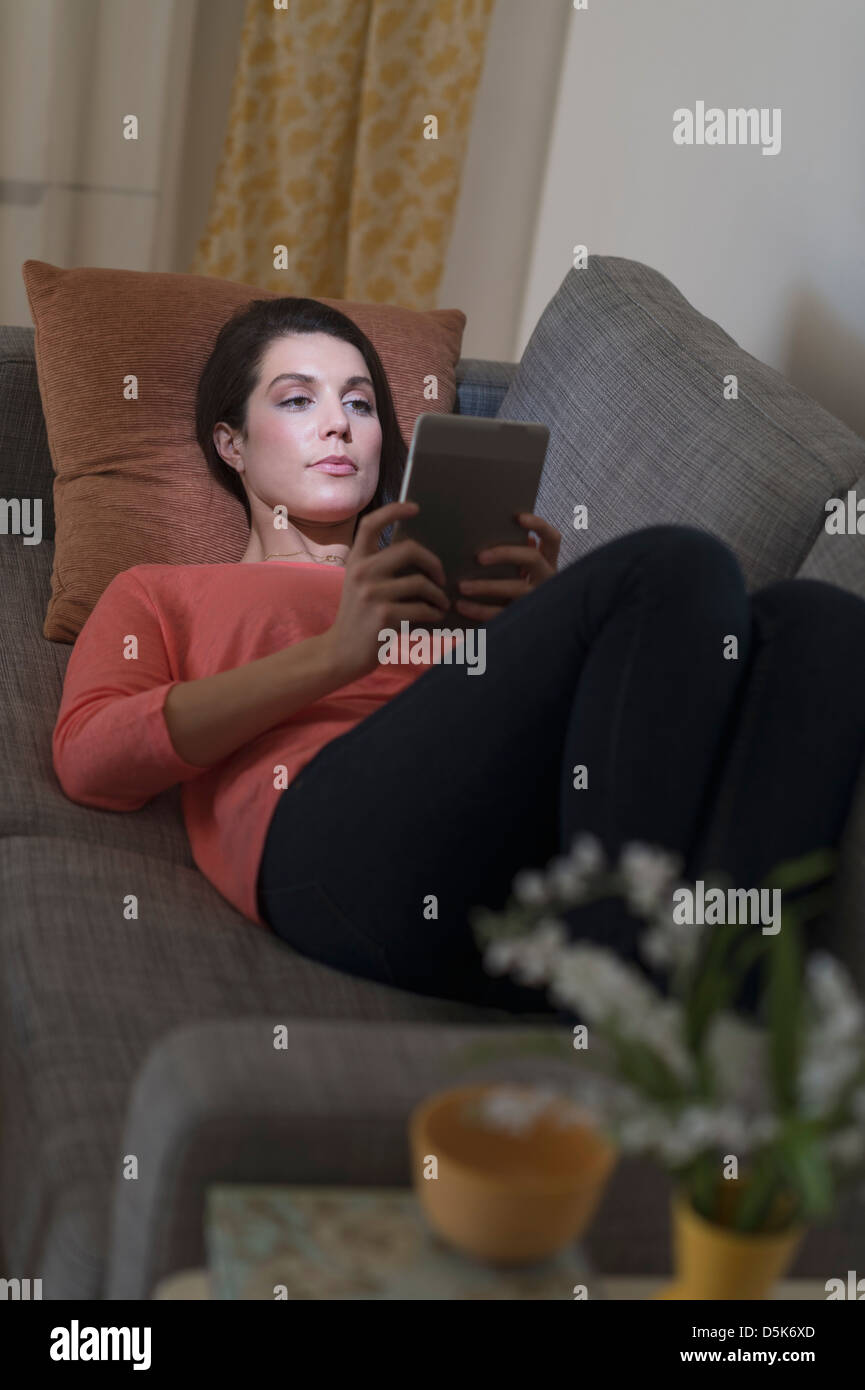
[278,395,373,413]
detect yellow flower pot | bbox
[409,1083,617,1265]
[655,1185,807,1300]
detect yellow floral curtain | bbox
[192,0,496,308]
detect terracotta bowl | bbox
[409,1083,617,1264]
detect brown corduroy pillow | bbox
[23,260,466,643]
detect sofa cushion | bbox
[0,835,536,1298]
[500,256,865,589]
[0,536,196,864]
[22,260,466,642]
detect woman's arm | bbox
[162,631,346,768]
[53,570,348,809]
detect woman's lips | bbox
[310,461,357,475]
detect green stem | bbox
[690,1151,723,1221]
[733,1155,785,1232]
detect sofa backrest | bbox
[0,325,55,542]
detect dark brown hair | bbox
[195,297,407,547]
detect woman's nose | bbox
[325,412,351,434]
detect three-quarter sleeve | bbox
[52,569,209,811]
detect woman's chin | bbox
[302,483,372,516]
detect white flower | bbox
[798,958,864,1118]
[639,923,676,971]
[541,833,610,905]
[637,1001,694,1085]
[485,938,523,976]
[595,1090,779,1168]
[543,943,694,1084]
[799,1046,863,1119]
[545,855,592,904]
[546,943,661,1022]
[511,868,550,906]
[776,953,865,1119]
[618,843,684,916]
[825,1126,865,1167]
[806,953,865,1042]
[658,1103,766,1165]
[657,1105,725,1164]
[639,897,708,974]
[806,956,865,1061]
[483,917,567,986]
[566,832,607,876]
[617,1113,664,1152]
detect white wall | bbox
[504,0,865,438]
[437,0,571,366]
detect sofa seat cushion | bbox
[0,835,528,1298]
[500,256,865,589]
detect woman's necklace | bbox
[264,550,347,566]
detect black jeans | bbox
[256,524,865,1016]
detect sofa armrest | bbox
[105,1016,574,1300]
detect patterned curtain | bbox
[191,0,495,308]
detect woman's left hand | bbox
[454,512,562,620]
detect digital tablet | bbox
[388,413,549,626]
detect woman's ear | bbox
[213,422,242,471]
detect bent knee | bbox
[631,523,744,590]
[755,575,865,636]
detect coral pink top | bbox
[52,563,445,926]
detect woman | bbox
[53,296,865,1019]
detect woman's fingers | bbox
[458,576,532,598]
[475,543,548,573]
[454,595,507,619]
[516,512,562,568]
[457,520,559,615]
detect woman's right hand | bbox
[321,501,450,683]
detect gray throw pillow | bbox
[497,255,864,590]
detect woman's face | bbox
[215,332,382,532]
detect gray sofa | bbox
[2,254,865,1300]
